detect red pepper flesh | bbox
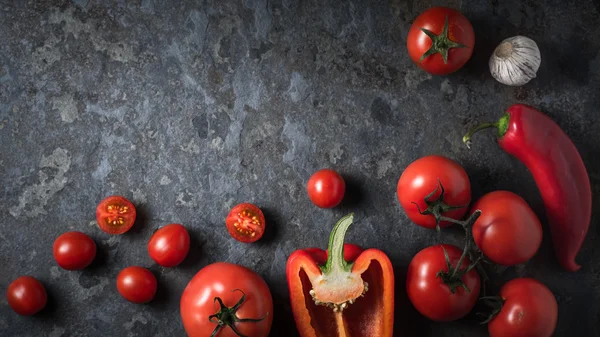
[286,214,394,337]
[464,104,592,271]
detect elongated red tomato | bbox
[96,196,136,234]
[406,244,480,321]
[225,203,265,243]
[6,276,47,316]
[148,224,190,267]
[180,262,273,337]
[471,191,542,266]
[397,155,471,229]
[116,266,157,304]
[53,231,97,270]
[488,278,557,337]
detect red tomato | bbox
[96,195,136,234]
[306,169,345,208]
[53,231,97,270]
[147,224,190,267]
[397,155,471,229]
[116,266,157,304]
[225,203,266,243]
[6,276,47,316]
[406,244,480,321]
[407,7,475,75]
[488,278,557,337]
[180,262,273,337]
[471,191,542,266]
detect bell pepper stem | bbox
[323,213,355,274]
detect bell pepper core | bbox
[286,213,395,337]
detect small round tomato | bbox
[96,195,136,234]
[116,266,157,304]
[225,203,266,243]
[397,155,471,229]
[406,244,480,322]
[407,7,475,75]
[6,276,47,316]
[148,224,190,267]
[471,191,542,266]
[53,231,97,270]
[180,262,273,337]
[488,278,557,337]
[306,169,345,208]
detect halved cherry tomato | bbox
[116,266,157,304]
[148,224,190,267]
[96,195,136,234]
[53,231,97,270]
[306,169,345,208]
[7,276,47,316]
[225,203,266,243]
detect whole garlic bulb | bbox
[489,36,541,86]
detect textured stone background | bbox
[1,0,600,336]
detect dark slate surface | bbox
[1,0,599,336]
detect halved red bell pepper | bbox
[286,214,394,337]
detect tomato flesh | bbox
[53,231,97,270]
[96,195,136,234]
[116,266,157,304]
[225,203,265,243]
[147,224,190,267]
[6,276,47,316]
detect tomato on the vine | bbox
[148,224,190,267]
[306,169,345,208]
[6,276,47,316]
[406,244,480,322]
[407,7,475,75]
[116,266,157,304]
[225,203,266,243]
[397,155,471,229]
[487,278,557,337]
[96,195,136,235]
[180,262,273,337]
[53,231,97,270]
[471,191,542,266]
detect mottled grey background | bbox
[1,0,599,336]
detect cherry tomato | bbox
[397,155,471,229]
[116,266,157,304]
[488,278,557,337]
[96,195,136,235]
[225,203,266,243]
[53,231,97,270]
[306,169,345,208]
[407,7,475,75]
[147,224,190,267]
[406,244,480,321]
[471,191,542,266]
[180,262,273,337]
[6,276,47,316]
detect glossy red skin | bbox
[471,191,542,266]
[499,104,592,271]
[53,231,97,270]
[488,278,557,337]
[407,7,475,75]
[406,244,480,321]
[225,203,266,243]
[180,262,273,337]
[7,276,47,316]
[147,224,190,267]
[116,266,157,304]
[397,155,471,229]
[306,169,345,208]
[96,195,136,235]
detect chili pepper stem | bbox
[463,113,511,148]
[309,213,368,312]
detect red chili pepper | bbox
[286,214,394,337]
[463,104,592,272]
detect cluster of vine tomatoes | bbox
[397,155,558,337]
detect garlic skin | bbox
[489,36,541,86]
